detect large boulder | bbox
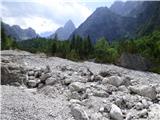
[118,53,151,71]
[148,104,160,120]
[1,62,26,85]
[129,85,156,99]
[129,85,157,100]
[105,76,123,87]
[110,104,123,120]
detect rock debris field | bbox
[1,50,160,120]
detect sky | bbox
[1,0,125,34]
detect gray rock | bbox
[69,82,86,92]
[27,80,38,88]
[40,73,51,82]
[129,85,157,100]
[68,91,81,100]
[64,78,73,85]
[125,112,133,120]
[99,70,111,77]
[91,112,103,120]
[118,53,151,71]
[45,77,57,85]
[89,75,103,82]
[99,107,104,112]
[107,76,123,87]
[1,62,26,85]
[138,109,148,118]
[135,102,144,110]
[44,65,51,73]
[156,87,160,94]
[148,104,160,120]
[141,99,149,108]
[70,99,82,105]
[28,76,35,80]
[93,90,109,98]
[28,71,34,76]
[110,104,123,120]
[70,104,89,120]
[102,77,110,84]
[37,83,44,88]
[118,85,129,93]
[10,82,21,86]
[34,71,41,78]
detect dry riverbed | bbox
[1,50,160,120]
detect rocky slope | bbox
[1,50,160,120]
[2,22,38,41]
[70,1,160,42]
[70,7,136,43]
[109,1,143,17]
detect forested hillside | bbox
[16,30,160,73]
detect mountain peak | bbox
[64,20,75,29]
[50,20,75,40]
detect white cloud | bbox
[1,0,92,34]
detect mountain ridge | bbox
[2,22,38,41]
[70,1,160,43]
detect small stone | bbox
[70,104,89,120]
[138,109,148,118]
[70,99,82,105]
[93,90,109,98]
[156,87,160,93]
[99,107,105,112]
[28,71,34,76]
[102,77,110,84]
[89,75,103,82]
[118,85,129,93]
[44,65,51,73]
[10,82,21,86]
[37,83,44,88]
[28,76,35,80]
[64,78,72,85]
[125,112,133,120]
[69,82,86,92]
[141,99,149,108]
[135,102,144,110]
[34,71,41,78]
[45,78,57,85]
[91,112,103,120]
[40,73,51,82]
[27,80,37,88]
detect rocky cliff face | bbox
[50,20,76,40]
[1,50,160,120]
[110,1,143,17]
[70,1,160,42]
[70,7,136,43]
